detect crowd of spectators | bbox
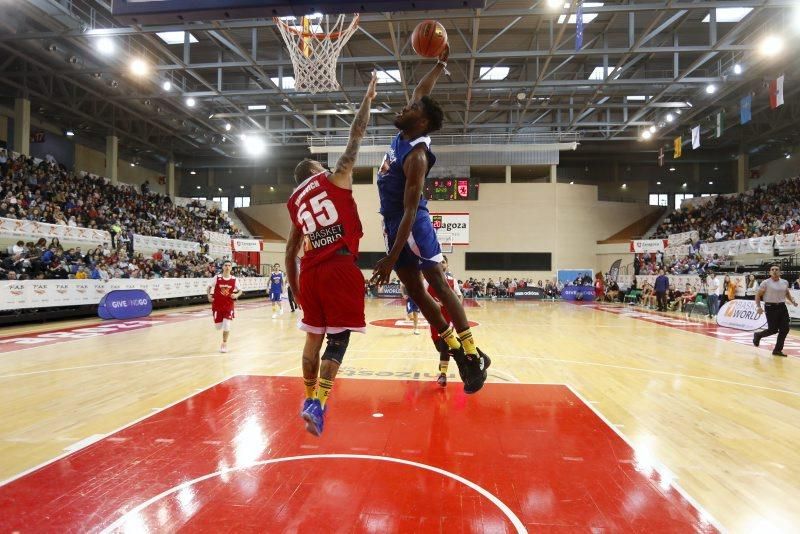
[0,238,259,281]
[634,250,731,276]
[654,176,800,242]
[0,152,243,248]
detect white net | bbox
[274,14,360,94]
[438,232,454,254]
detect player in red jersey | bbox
[426,255,462,386]
[206,260,242,353]
[285,73,377,436]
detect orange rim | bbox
[273,14,360,40]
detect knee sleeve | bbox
[321,330,351,365]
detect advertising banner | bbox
[557,269,593,286]
[630,239,668,253]
[0,278,268,311]
[133,234,200,254]
[377,283,402,298]
[0,217,110,245]
[775,233,800,252]
[716,300,768,331]
[514,287,544,300]
[430,213,469,245]
[667,231,699,245]
[98,290,153,320]
[561,285,596,301]
[232,238,263,252]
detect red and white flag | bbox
[769,75,784,109]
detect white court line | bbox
[566,384,727,533]
[98,454,526,534]
[0,377,230,488]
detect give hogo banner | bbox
[231,238,263,252]
[630,239,668,253]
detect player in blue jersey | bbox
[269,263,284,319]
[370,45,490,394]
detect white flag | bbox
[776,74,784,107]
[691,126,700,149]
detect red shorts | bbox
[212,306,235,324]
[430,304,451,341]
[299,254,365,335]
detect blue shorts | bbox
[406,297,420,315]
[383,212,443,272]
[269,289,281,302]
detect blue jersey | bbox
[270,272,284,291]
[377,133,436,220]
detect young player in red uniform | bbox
[285,73,377,436]
[206,260,242,353]
[426,255,462,386]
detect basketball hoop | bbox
[274,14,360,94]
[438,232,454,254]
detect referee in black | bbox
[753,264,798,357]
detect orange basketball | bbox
[411,20,448,58]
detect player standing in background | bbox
[427,255,462,386]
[370,46,490,394]
[285,73,377,436]
[269,263,284,319]
[400,283,421,335]
[207,259,242,353]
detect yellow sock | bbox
[303,378,316,399]
[438,360,449,374]
[458,328,477,356]
[439,325,461,350]
[317,378,334,407]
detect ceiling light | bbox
[376,70,402,84]
[240,185,245,189]
[569,181,574,184]
[95,37,115,55]
[733,63,742,75]
[649,125,657,133]
[786,153,792,159]
[190,170,196,175]
[156,31,198,45]
[656,181,661,185]
[243,136,266,156]
[64,130,75,137]
[269,186,275,191]
[248,104,267,111]
[682,182,687,187]
[666,113,674,123]
[218,187,222,192]
[479,67,510,81]
[558,2,602,24]
[270,76,295,89]
[621,183,627,188]
[676,110,682,115]
[642,130,652,140]
[130,162,135,167]
[669,167,676,172]
[588,66,619,81]
[196,185,201,190]
[225,123,232,131]
[708,181,714,185]
[185,97,196,107]
[759,35,784,57]
[162,80,172,91]
[626,95,647,101]
[547,0,561,7]
[130,58,149,76]
[701,8,752,23]
[705,84,716,94]
[239,134,247,141]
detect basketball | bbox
[411,20,448,58]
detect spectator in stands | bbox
[793,275,800,290]
[605,280,620,302]
[743,274,758,300]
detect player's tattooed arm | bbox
[330,72,378,190]
[411,44,449,103]
[285,224,304,306]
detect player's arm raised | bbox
[328,72,378,190]
[411,44,448,103]
[285,224,304,307]
[371,147,428,284]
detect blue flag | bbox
[740,95,752,124]
[576,0,584,51]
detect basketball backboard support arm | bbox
[111,0,487,25]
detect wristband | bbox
[437,60,450,76]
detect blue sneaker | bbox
[300,398,315,416]
[301,398,325,436]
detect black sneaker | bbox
[463,348,491,395]
[772,351,788,357]
[437,373,447,387]
[448,346,467,383]
[753,333,760,347]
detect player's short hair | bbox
[769,263,780,270]
[223,260,232,265]
[294,158,322,184]
[420,95,444,134]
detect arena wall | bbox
[241,183,655,281]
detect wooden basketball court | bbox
[1,298,798,532]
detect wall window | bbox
[649,193,668,206]
[234,196,251,208]
[212,196,229,211]
[674,193,694,209]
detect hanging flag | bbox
[769,75,784,108]
[691,126,700,149]
[658,147,664,167]
[576,0,584,51]
[674,136,682,158]
[715,109,725,138]
[740,95,752,124]
[608,259,621,283]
